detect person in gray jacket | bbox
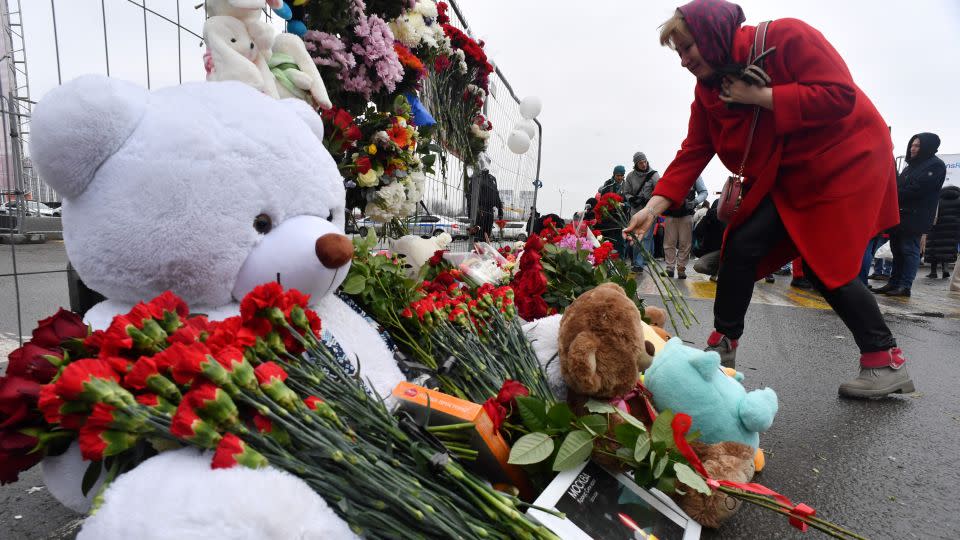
[662,176,708,278]
[622,152,660,271]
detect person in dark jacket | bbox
[873,133,947,296]
[467,159,504,242]
[924,185,960,278]
[599,165,626,195]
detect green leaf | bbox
[552,430,594,471]
[653,453,670,479]
[616,446,636,463]
[634,435,651,462]
[585,400,618,414]
[508,433,555,465]
[651,409,675,449]
[614,423,642,448]
[546,403,576,430]
[515,396,549,432]
[81,460,102,496]
[577,414,608,436]
[656,475,678,495]
[674,463,712,495]
[615,409,648,433]
[341,274,367,295]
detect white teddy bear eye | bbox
[253,213,273,234]
[230,38,237,43]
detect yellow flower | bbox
[357,169,379,188]
[368,144,378,155]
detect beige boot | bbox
[839,348,915,399]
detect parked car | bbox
[1,201,59,217]
[497,221,528,241]
[405,214,467,240]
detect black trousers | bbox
[714,198,896,353]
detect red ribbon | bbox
[670,413,816,532]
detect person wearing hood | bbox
[599,165,626,195]
[872,134,947,295]
[624,0,913,399]
[622,152,659,271]
[923,184,960,278]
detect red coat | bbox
[653,18,899,289]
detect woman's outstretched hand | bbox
[624,195,672,242]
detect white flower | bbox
[365,181,409,222]
[416,0,438,19]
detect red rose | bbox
[0,429,43,485]
[0,375,41,429]
[356,156,372,174]
[495,380,529,407]
[30,308,88,349]
[482,398,507,432]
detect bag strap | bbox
[737,20,772,178]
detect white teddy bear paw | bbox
[78,448,359,540]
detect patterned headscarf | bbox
[677,0,746,68]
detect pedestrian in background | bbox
[622,152,660,272]
[923,185,960,278]
[662,176,708,279]
[600,165,626,195]
[626,0,913,398]
[863,233,892,283]
[873,133,946,297]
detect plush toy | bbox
[205,0,332,109]
[77,448,359,540]
[644,338,778,449]
[389,232,452,278]
[677,440,757,528]
[204,16,275,97]
[524,302,667,401]
[29,76,404,517]
[558,283,654,398]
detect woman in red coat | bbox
[624,0,913,398]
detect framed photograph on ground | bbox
[527,460,701,540]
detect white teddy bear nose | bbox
[315,233,353,268]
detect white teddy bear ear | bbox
[30,75,148,199]
[280,98,325,141]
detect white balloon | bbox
[519,96,542,120]
[515,119,537,140]
[507,130,531,154]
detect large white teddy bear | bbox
[29,76,402,535]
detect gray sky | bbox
[458,0,960,215]
[18,1,960,216]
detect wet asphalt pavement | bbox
[2,242,959,539]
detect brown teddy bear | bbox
[559,283,656,467]
[559,282,654,398]
[676,440,757,528]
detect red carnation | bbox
[428,250,446,267]
[147,291,189,319]
[170,400,222,448]
[168,315,211,345]
[78,421,138,461]
[135,393,160,407]
[169,342,216,385]
[211,433,268,470]
[254,362,287,385]
[303,396,325,411]
[252,412,273,434]
[184,382,239,428]
[434,55,452,72]
[124,357,161,391]
[53,359,120,402]
[30,308,88,349]
[37,384,64,424]
[239,282,286,322]
[482,398,507,432]
[204,317,256,353]
[495,380,529,407]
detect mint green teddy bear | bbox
[644,338,778,449]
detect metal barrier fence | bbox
[0,0,541,348]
